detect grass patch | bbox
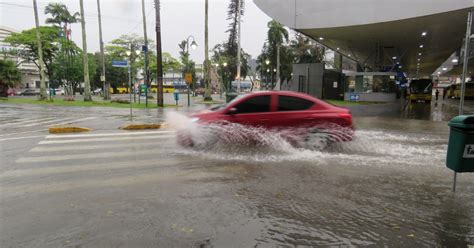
[0,97,179,108]
[326,99,383,106]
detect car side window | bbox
[278,95,314,111]
[233,95,271,114]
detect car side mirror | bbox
[228,107,237,115]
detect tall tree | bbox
[154,0,164,107]
[79,0,92,101]
[0,59,22,97]
[203,0,212,100]
[225,0,245,57]
[44,2,80,99]
[5,27,62,85]
[33,0,47,100]
[178,40,197,87]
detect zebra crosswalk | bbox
[0,116,98,128]
[2,130,183,198]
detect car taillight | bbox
[338,112,353,125]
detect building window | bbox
[298,75,306,93]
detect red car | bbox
[178,91,354,148]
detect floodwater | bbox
[164,104,474,247]
[1,99,473,247]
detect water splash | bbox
[165,112,446,167]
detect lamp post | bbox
[265,60,270,90]
[125,50,133,120]
[266,68,270,90]
[184,35,197,106]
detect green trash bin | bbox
[446,115,474,172]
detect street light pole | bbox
[154,0,164,107]
[236,0,242,93]
[141,0,149,107]
[97,0,107,100]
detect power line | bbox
[0,1,139,23]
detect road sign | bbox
[349,94,360,101]
[112,60,128,68]
[185,73,192,85]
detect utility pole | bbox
[96,0,108,100]
[276,44,280,90]
[453,9,473,192]
[79,0,92,101]
[154,0,163,107]
[236,0,242,93]
[141,0,149,107]
[32,0,47,100]
[203,0,212,101]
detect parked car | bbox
[48,89,65,95]
[195,88,206,95]
[177,91,354,148]
[18,89,40,96]
[7,88,17,96]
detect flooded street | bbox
[1,99,473,247]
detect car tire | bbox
[303,128,331,150]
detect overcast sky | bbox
[0,0,272,63]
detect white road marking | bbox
[49,117,97,126]
[30,140,165,152]
[20,117,77,127]
[16,149,161,163]
[38,134,174,144]
[0,129,45,137]
[46,130,174,139]
[2,158,173,178]
[1,117,54,127]
[0,135,46,142]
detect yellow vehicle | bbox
[109,87,130,94]
[451,82,474,99]
[409,79,433,103]
[149,84,175,93]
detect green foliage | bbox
[44,2,80,27]
[226,0,245,55]
[211,43,250,87]
[178,40,197,85]
[4,26,62,79]
[0,59,22,89]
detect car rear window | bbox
[278,95,314,111]
[234,95,271,114]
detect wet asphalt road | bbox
[1,98,474,247]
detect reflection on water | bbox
[166,109,474,247]
[402,99,473,122]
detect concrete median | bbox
[120,123,166,130]
[48,126,92,134]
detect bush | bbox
[111,99,130,104]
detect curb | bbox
[48,126,92,134]
[120,123,164,130]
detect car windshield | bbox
[209,94,245,111]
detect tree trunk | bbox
[97,0,108,100]
[32,0,47,100]
[79,0,92,101]
[154,0,164,107]
[203,0,212,101]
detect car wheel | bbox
[303,128,331,150]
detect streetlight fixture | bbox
[184,35,198,105]
[265,59,270,65]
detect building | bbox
[0,26,41,89]
[254,0,474,101]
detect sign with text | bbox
[184,73,192,85]
[349,94,360,101]
[112,60,128,68]
[463,144,474,158]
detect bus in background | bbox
[408,79,433,103]
[109,86,129,94]
[450,82,474,99]
[149,84,175,93]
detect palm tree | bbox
[0,60,22,97]
[267,20,288,88]
[79,0,92,101]
[45,3,80,99]
[203,0,212,101]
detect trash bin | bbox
[446,115,474,172]
[226,92,239,103]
